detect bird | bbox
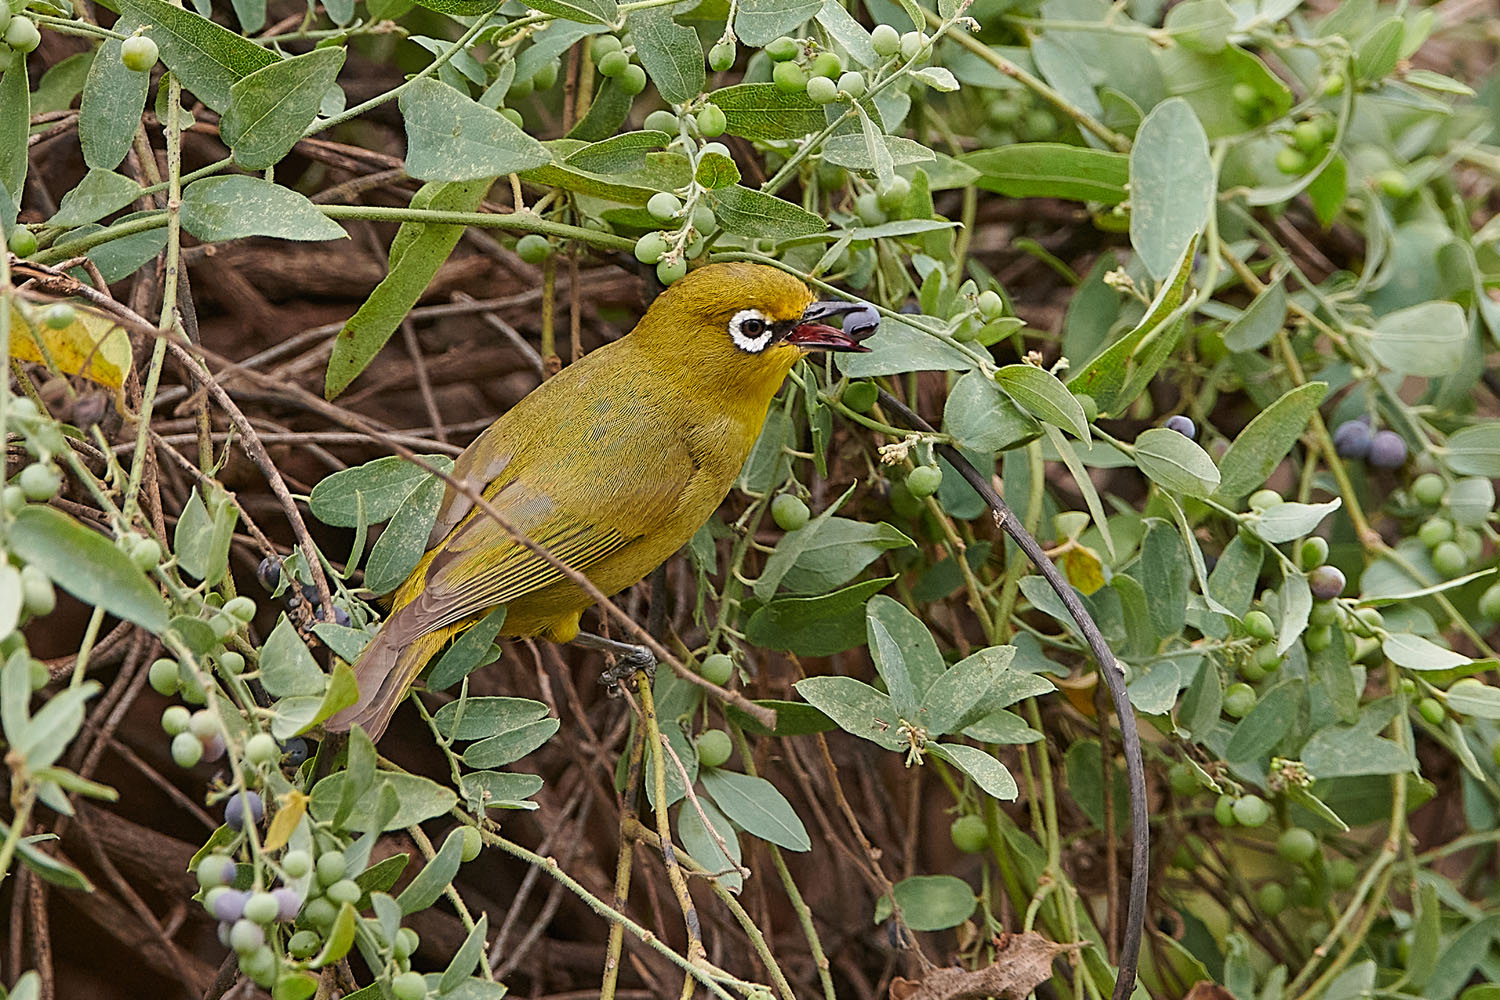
[325,262,873,740]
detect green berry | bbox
[806,75,838,103]
[643,109,678,133]
[171,731,204,768]
[1298,536,1329,570]
[303,897,337,930]
[708,39,736,72]
[1223,683,1256,718]
[19,565,54,617]
[1329,857,1358,890]
[853,191,885,226]
[1244,610,1276,642]
[283,849,312,878]
[1304,625,1332,653]
[772,60,807,94]
[899,30,927,60]
[1257,882,1287,916]
[698,653,734,685]
[515,234,551,265]
[1308,600,1339,627]
[230,918,265,955]
[877,175,910,211]
[976,289,1004,321]
[7,229,37,257]
[597,50,630,78]
[1232,794,1270,828]
[121,34,159,72]
[618,64,648,96]
[647,191,682,221]
[592,34,623,58]
[1168,763,1198,797]
[130,537,162,571]
[810,51,842,79]
[460,825,483,862]
[500,108,524,128]
[691,203,716,233]
[656,256,687,284]
[325,879,361,906]
[41,304,76,329]
[1275,146,1308,175]
[765,36,799,61]
[696,103,727,137]
[1249,489,1282,511]
[1456,526,1483,563]
[1321,72,1346,95]
[949,814,989,853]
[507,77,533,101]
[244,891,279,924]
[843,381,878,412]
[1416,517,1453,549]
[837,71,865,98]
[695,729,732,768]
[1292,120,1323,153]
[219,651,246,676]
[1214,794,1237,826]
[771,493,810,531]
[871,24,900,57]
[1431,540,1466,578]
[634,232,668,265]
[161,704,191,734]
[1276,827,1318,864]
[1412,473,1446,506]
[392,971,428,1000]
[1374,169,1413,198]
[315,852,347,886]
[18,462,61,501]
[906,465,942,498]
[1231,82,1258,110]
[396,927,420,958]
[223,595,257,622]
[1417,697,1445,726]
[287,930,320,960]
[1350,607,1384,637]
[532,58,560,91]
[1478,582,1500,620]
[4,17,39,54]
[3,485,24,513]
[246,732,279,766]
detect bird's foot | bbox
[599,644,655,690]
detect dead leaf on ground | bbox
[889,931,1083,1000]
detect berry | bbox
[1321,72,1346,95]
[396,927,420,958]
[772,60,806,94]
[1417,517,1454,549]
[596,50,629,78]
[230,918,265,955]
[1168,763,1198,797]
[161,704,191,734]
[647,191,682,221]
[708,39,735,71]
[899,30,927,60]
[695,729,732,768]
[843,381,878,412]
[976,290,1003,321]
[1232,794,1271,827]
[1214,794,1237,826]
[871,24,900,56]
[211,888,250,922]
[189,709,218,740]
[1308,565,1345,600]
[643,109,677,133]
[1164,414,1196,439]
[4,17,39,54]
[325,879,361,906]
[282,849,312,879]
[618,64,647,96]
[460,825,483,862]
[854,191,885,226]
[877,175,910,211]
[1417,697,1445,726]
[18,462,61,501]
[810,51,842,78]
[243,891,280,925]
[765,36,798,61]
[1258,882,1287,916]
[392,971,429,1000]
[2,486,24,513]
[246,732,279,766]
[1292,120,1323,153]
[1329,857,1358,890]
[219,651,246,675]
[633,232,668,265]
[130,537,162,570]
[1332,419,1372,459]
[1431,540,1466,578]
[197,854,236,888]
[1478,583,1500,620]
[696,103,727,137]
[771,494,810,531]
[507,77,534,101]
[1350,607,1384,637]
[1223,683,1256,718]
[282,737,310,766]
[1248,488,1282,511]
[949,814,989,853]
[224,791,265,830]
[256,557,281,591]
[656,256,687,284]
[1456,526,1483,563]
[837,71,866,97]
[500,108,524,128]
[121,34,158,72]
[303,898,337,930]
[592,34,623,57]
[806,75,838,103]
[1277,827,1318,864]
[1367,430,1408,468]
[1374,169,1413,198]
[698,653,734,685]
[288,930,321,960]
[272,887,301,922]
[906,465,942,498]
[1308,600,1339,627]
[315,851,347,885]
[201,734,226,762]
[1275,146,1308,174]
[171,731,203,768]
[515,234,551,264]
[223,595,257,622]
[1244,610,1276,642]
[7,229,37,257]
[1412,473,1446,506]
[41,304,76,329]
[1299,537,1329,570]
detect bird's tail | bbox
[324,611,457,741]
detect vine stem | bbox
[875,389,1146,1000]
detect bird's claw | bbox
[599,644,656,691]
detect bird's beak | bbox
[785,300,876,352]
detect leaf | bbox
[0,57,28,205]
[119,0,278,111]
[326,179,489,398]
[0,817,94,891]
[462,717,560,768]
[911,66,959,92]
[308,903,357,968]
[629,8,703,105]
[181,176,346,242]
[439,915,489,994]
[364,472,447,592]
[745,576,895,656]
[1130,97,1213,280]
[866,594,948,698]
[699,768,811,851]
[891,875,976,931]
[400,78,551,182]
[1165,0,1235,51]
[1156,43,1291,140]
[460,770,544,811]
[174,485,238,584]
[396,827,465,915]
[1302,726,1411,778]
[774,519,913,596]
[793,675,902,751]
[7,301,134,392]
[1214,382,1326,500]
[1139,519,1188,638]
[677,798,742,892]
[426,605,507,691]
[1251,499,1341,544]
[1446,424,1500,478]
[78,27,149,171]
[707,185,826,241]
[562,130,670,173]
[566,78,634,141]
[962,143,1129,204]
[929,743,1018,800]
[994,364,1090,441]
[815,0,877,68]
[1221,278,1287,352]
[838,317,975,378]
[941,370,1040,453]
[1383,634,1472,671]
[434,695,548,740]
[528,0,615,23]
[9,507,167,632]
[310,771,458,832]
[734,0,821,46]
[705,83,825,140]
[17,682,101,771]
[918,645,1013,737]
[49,169,144,227]
[1133,427,1220,497]
[221,47,347,170]
[869,616,919,720]
[309,456,447,527]
[821,134,934,172]
[260,615,327,697]
[1368,301,1468,377]
[695,150,741,189]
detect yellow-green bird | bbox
[327,262,871,740]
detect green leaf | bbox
[400,78,551,182]
[0,817,94,891]
[119,0,278,111]
[1064,739,1128,831]
[1448,477,1495,528]
[942,370,1039,453]
[17,682,101,771]
[396,827,465,915]
[49,169,144,228]
[695,150,741,189]
[678,797,742,892]
[821,134,934,172]
[735,0,821,46]
[434,696,548,740]
[1367,301,1468,378]
[1133,427,1220,497]
[0,57,29,206]
[1446,424,1500,478]
[527,0,615,23]
[890,875,975,931]
[1156,43,1291,139]
[1130,97,1212,281]
[326,179,489,399]
[1354,16,1403,82]
[460,770,544,811]
[962,143,1128,204]
[774,518,913,596]
[815,0,877,67]
[793,675,902,751]
[427,606,507,690]
[9,506,167,632]
[1214,382,1326,500]
[310,623,369,663]
[173,486,238,584]
[699,768,810,851]
[1251,499,1341,544]
[1164,0,1234,52]
[1225,681,1300,763]
[867,593,947,700]
[868,616,918,720]
[1220,278,1287,353]
[705,83,824,140]
[919,646,1012,737]
[181,176,346,242]
[439,914,489,994]
[0,566,19,640]
[745,576,896,656]
[562,130,670,173]
[462,717,560,768]
[932,742,1018,799]
[566,78,634,141]
[1139,519,1189,639]
[78,29,149,171]
[221,47,346,169]
[629,8,703,105]
[260,614,327,697]
[962,709,1042,745]
[364,472,447,592]
[1383,634,1472,671]
[1302,726,1411,778]
[311,771,458,832]
[1444,682,1500,720]
[838,317,975,378]
[309,456,448,527]
[707,185,826,240]
[994,364,1090,441]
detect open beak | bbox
[784,300,877,352]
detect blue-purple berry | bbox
[256,557,281,591]
[224,791,264,830]
[1332,418,1372,459]
[1367,430,1407,468]
[211,888,250,922]
[272,887,302,922]
[1165,414,1196,439]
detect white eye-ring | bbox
[728,309,774,353]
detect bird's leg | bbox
[571,630,656,688]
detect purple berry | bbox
[1309,565,1346,600]
[1367,430,1408,468]
[201,734,226,763]
[281,737,309,766]
[256,557,281,591]
[333,607,351,627]
[842,305,880,340]
[212,888,250,922]
[899,301,921,315]
[1332,418,1372,459]
[272,887,302,922]
[224,791,264,830]
[1165,414,1196,439]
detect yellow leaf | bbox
[1060,545,1106,595]
[9,302,134,393]
[262,788,309,853]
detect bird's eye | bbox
[728,309,774,353]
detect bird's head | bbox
[631,264,872,389]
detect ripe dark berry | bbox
[256,557,281,591]
[842,304,880,340]
[281,737,310,766]
[1367,430,1408,468]
[1308,565,1345,600]
[1332,419,1372,459]
[1165,414,1196,438]
[224,791,265,830]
